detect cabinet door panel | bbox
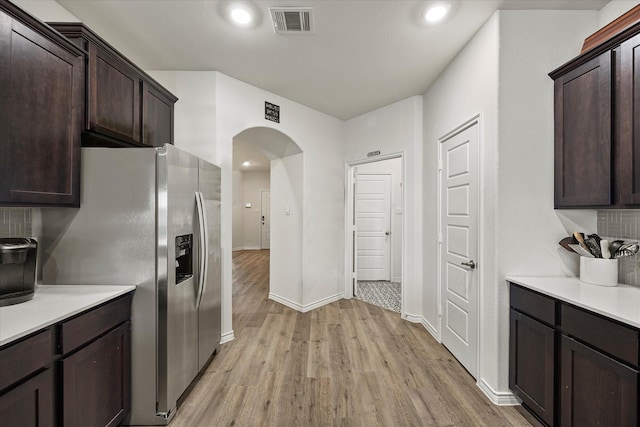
[0,369,54,427]
[89,44,140,144]
[560,335,638,427]
[142,81,174,147]
[0,16,83,206]
[509,309,555,426]
[554,52,612,207]
[619,33,640,204]
[62,322,131,427]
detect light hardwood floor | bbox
[168,250,534,426]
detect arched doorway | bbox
[231,127,303,305]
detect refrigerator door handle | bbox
[195,191,209,308]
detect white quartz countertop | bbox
[506,276,640,329]
[0,285,136,347]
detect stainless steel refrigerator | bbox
[40,145,221,425]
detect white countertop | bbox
[507,276,640,329]
[0,285,136,347]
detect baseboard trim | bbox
[268,293,302,311]
[477,379,521,406]
[269,292,343,313]
[220,330,235,344]
[404,313,422,323]
[303,293,343,312]
[232,247,243,252]
[405,313,439,340]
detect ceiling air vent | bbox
[269,7,313,34]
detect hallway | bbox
[168,250,533,426]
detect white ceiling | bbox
[54,0,609,121]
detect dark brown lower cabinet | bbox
[509,309,555,426]
[560,335,638,427]
[62,322,131,427]
[0,292,132,427]
[509,282,640,427]
[0,369,54,427]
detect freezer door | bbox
[157,145,200,416]
[197,158,222,369]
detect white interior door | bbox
[440,120,479,378]
[261,191,270,249]
[356,174,391,281]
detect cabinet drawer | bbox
[561,304,639,368]
[0,329,53,391]
[59,293,132,355]
[510,284,556,326]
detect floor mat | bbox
[356,280,401,313]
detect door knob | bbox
[461,260,476,269]
[385,231,390,236]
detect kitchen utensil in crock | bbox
[559,236,577,253]
[584,236,602,258]
[609,240,624,256]
[587,233,603,245]
[600,240,611,259]
[614,242,639,258]
[568,243,595,257]
[573,231,591,254]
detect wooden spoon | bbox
[573,231,591,254]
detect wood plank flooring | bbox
[168,250,533,427]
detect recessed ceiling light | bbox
[242,161,251,167]
[231,7,252,25]
[425,3,450,24]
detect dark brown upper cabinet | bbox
[0,1,84,207]
[618,33,640,204]
[49,23,177,148]
[550,22,640,208]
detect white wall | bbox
[269,154,304,306]
[495,9,599,397]
[598,0,639,27]
[11,0,79,21]
[423,9,600,401]
[232,170,244,250]
[422,13,500,344]
[356,158,403,282]
[345,96,423,318]
[146,71,217,163]
[214,72,345,320]
[240,171,270,250]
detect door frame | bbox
[436,114,482,377]
[260,190,270,249]
[344,151,405,317]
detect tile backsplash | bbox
[597,210,640,287]
[0,208,32,238]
